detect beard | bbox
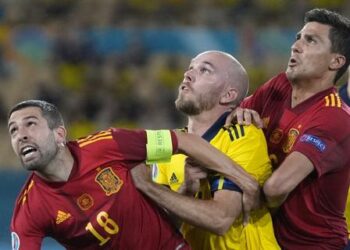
[21,137,60,172]
[175,91,218,115]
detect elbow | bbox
[263,177,288,199]
[209,214,238,236]
[212,224,230,236]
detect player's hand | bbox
[224,107,263,128]
[131,163,152,190]
[178,159,207,196]
[242,182,261,226]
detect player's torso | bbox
[261,87,337,169]
[15,164,158,249]
[13,131,185,250]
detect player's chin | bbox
[21,160,40,171]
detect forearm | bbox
[137,180,237,235]
[263,151,314,208]
[263,190,289,208]
[175,131,259,195]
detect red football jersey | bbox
[11,128,189,250]
[242,73,350,249]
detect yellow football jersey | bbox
[153,117,280,250]
[345,189,350,238]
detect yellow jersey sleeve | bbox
[152,154,186,192]
[212,124,272,186]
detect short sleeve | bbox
[292,108,350,176]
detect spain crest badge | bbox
[95,167,123,196]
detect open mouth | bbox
[289,58,297,67]
[21,146,38,158]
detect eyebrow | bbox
[190,60,216,69]
[298,31,323,42]
[202,61,215,69]
[8,115,39,128]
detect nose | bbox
[184,69,195,83]
[291,40,302,54]
[17,127,29,142]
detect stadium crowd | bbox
[0,0,349,168]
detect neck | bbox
[35,146,74,182]
[187,106,229,136]
[290,77,333,108]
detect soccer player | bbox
[231,8,350,249]
[8,99,260,250]
[131,51,280,249]
[342,67,350,250]
[339,67,350,106]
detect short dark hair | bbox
[8,100,64,129]
[305,8,350,83]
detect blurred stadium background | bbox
[0,0,349,249]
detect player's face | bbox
[175,52,227,115]
[8,107,60,171]
[286,22,335,83]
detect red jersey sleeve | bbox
[75,128,178,170]
[11,227,43,250]
[111,128,178,161]
[292,108,350,176]
[11,178,45,250]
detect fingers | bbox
[185,164,208,180]
[243,210,250,226]
[225,108,237,127]
[243,109,252,125]
[235,107,244,125]
[225,107,263,127]
[251,110,264,128]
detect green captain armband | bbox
[146,130,173,164]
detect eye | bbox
[306,37,315,43]
[200,67,210,73]
[27,121,37,127]
[9,126,17,135]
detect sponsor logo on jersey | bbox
[300,134,327,152]
[77,193,94,211]
[269,128,283,144]
[11,232,20,250]
[283,128,299,153]
[56,210,71,224]
[95,167,123,196]
[169,173,179,184]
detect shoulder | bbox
[222,124,265,142]
[12,177,47,233]
[307,97,350,142]
[313,94,350,125]
[74,129,115,149]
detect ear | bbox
[54,126,67,145]
[329,54,345,71]
[219,87,238,105]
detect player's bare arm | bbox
[132,163,242,235]
[263,152,314,208]
[174,131,260,212]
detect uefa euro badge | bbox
[95,167,123,196]
[283,128,300,153]
[11,232,20,250]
